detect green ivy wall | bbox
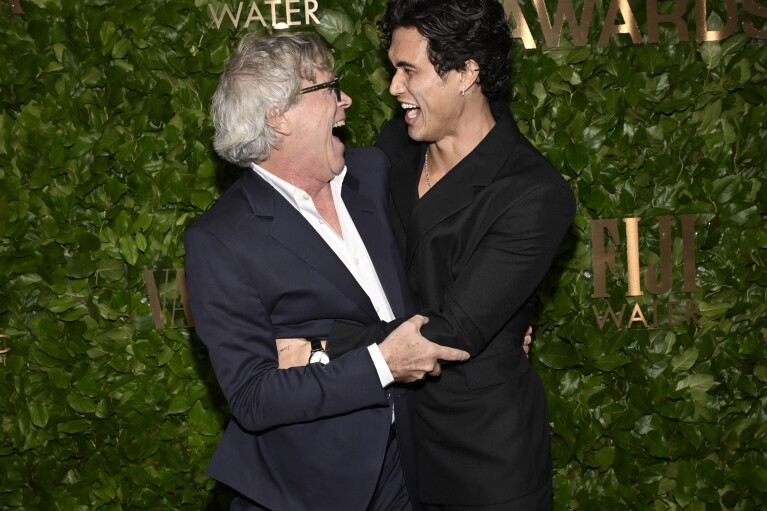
[1,0,765,509]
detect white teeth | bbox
[333,120,346,128]
[401,103,419,110]
[406,109,418,119]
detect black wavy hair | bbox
[379,0,512,100]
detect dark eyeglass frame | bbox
[299,79,341,101]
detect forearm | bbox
[326,317,407,359]
[220,347,389,431]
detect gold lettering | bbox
[666,299,681,326]
[679,214,698,292]
[593,299,699,330]
[534,0,597,47]
[599,0,643,45]
[265,0,281,27]
[144,269,165,329]
[245,2,267,28]
[685,300,700,326]
[624,217,642,297]
[696,0,738,41]
[175,268,194,328]
[305,0,320,25]
[649,300,663,326]
[644,215,673,295]
[0,333,10,366]
[209,2,244,29]
[743,0,767,39]
[143,268,193,329]
[504,0,537,49]
[627,303,649,328]
[647,0,689,43]
[593,303,627,329]
[590,219,620,298]
[208,2,319,29]
[286,0,301,26]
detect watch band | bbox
[308,338,329,365]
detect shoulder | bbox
[344,146,389,191]
[491,121,575,218]
[345,146,387,170]
[184,176,252,243]
[494,112,573,202]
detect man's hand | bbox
[523,325,532,357]
[275,339,326,368]
[378,315,470,383]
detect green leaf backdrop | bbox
[1,0,765,509]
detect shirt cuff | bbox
[367,343,394,388]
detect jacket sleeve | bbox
[326,317,408,359]
[184,225,388,433]
[418,181,575,356]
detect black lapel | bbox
[391,103,523,268]
[388,144,421,242]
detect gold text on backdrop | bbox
[143,269,194,330]
[0,334,10,366]
[590,214,700,330]
[504,0,767,49]
[209,0,321,29]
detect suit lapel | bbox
[389,146,421,241]
[241,170,380,322]
[343,174,408,318]
[390,103,523,268]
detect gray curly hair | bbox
[211,32,335,166]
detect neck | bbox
[427,98,495,175]
[260,154,331,199]
[260,156,341,235]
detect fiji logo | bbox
[589,214,700,330]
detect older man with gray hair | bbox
[184,32,469,511]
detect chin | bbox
[331,160,346,175]
[406,125,427,142]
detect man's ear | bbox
[460,59,481,89]
[267,107,291,136]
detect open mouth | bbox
[402,102,420,120]
[332,119,346,145]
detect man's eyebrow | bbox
[392,59,416,69]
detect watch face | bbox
[309,350,329,365]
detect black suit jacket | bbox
[184,148,417,510]
[375,102,575,505]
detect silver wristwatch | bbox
[308,339,329,365]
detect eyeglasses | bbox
[299,78,341,101]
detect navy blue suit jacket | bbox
[184,148,417,510]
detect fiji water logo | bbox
[589,214,700,330]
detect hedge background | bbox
[1,0,765,509]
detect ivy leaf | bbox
[118,236,139,266]
[536,341,582,370]
[699,42,722,69]
[29,401,50,429]
[188,401,221,436]
[315,9,355,44]
[671,349,698,373]
[675,374,716,393]
[68,392,97,414]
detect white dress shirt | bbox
[252,163,395,387]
